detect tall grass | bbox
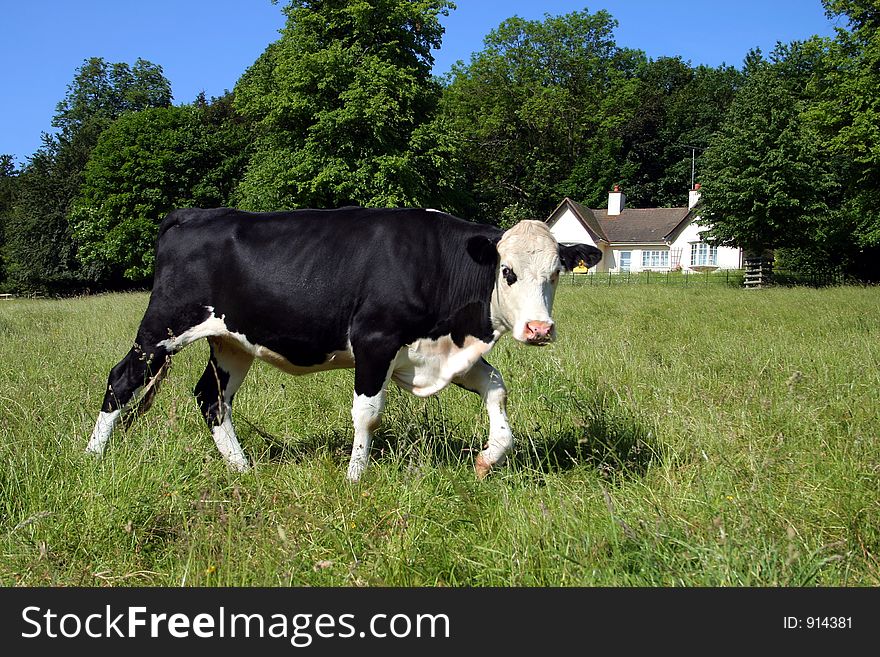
[0,285,878,586]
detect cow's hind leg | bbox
[86,344,171,456]
[193,337,254,472]
[452,358,512,479]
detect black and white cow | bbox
[87,207,601,480]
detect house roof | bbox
[594,207,692,243]
[547,197,695,245]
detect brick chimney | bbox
[688,183,701,209]
[608,185,625,216]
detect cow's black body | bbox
[105,207,502,409]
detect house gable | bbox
[546,197,607,246]
[664,208,700,243]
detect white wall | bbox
[601,249,616,272]
[548,208,609,271]
[669,218,742,270]
[549,208,597,246]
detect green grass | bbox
[1,285,878,586]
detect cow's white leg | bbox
[453,358,512,479]
[212,411,249,472]
[195,338,254,472]
[347,390,387,482]
[347,339,398,482]
[86,410,122,455]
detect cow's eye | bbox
[501,265,517,286]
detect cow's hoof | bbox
[228,459,250,473]
[475,454,492,480]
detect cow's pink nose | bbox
[526,321,554,342]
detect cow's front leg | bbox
[348,389,387,482]
[453,358,512,479]
[347,340,397,482]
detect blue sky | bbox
[1,1,840,167]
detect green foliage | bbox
[441,10,634,223]
[809,0,880,273]
[697,8,880,280]
[698,43,839,253]
[4,58,172,293]
[621,59,741,207]
[440,11,740,225]
[72,95,250,282]
[52,58,172,140]
[4,139,95,293]
[234,0,458,211]
[0,155,17,287]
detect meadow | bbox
[0,284,878,586]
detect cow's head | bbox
[470,221,602,345]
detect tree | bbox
[645,62,742,207]
[809,0,880,277]
[596,57,742,209]
[441,9,640,225]
[610,56,694,208]
[4,141,87,292]
[234,0,457,211]
[72,94,251,283]
[697,44,839,254]
[52,58,172,141]
[0,155,18,287]
[4,58,172,292]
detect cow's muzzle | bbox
[523,320,555,345]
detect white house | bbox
[545,186,742,273]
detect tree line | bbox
[1,0,877,293]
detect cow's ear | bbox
[558,243,602,271]
[467,235,499,266]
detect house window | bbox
[619,251,631,272]
[641,250,669,268]
[690,242,718,267]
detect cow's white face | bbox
[488,220,603,345]
[490,221,563,345]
